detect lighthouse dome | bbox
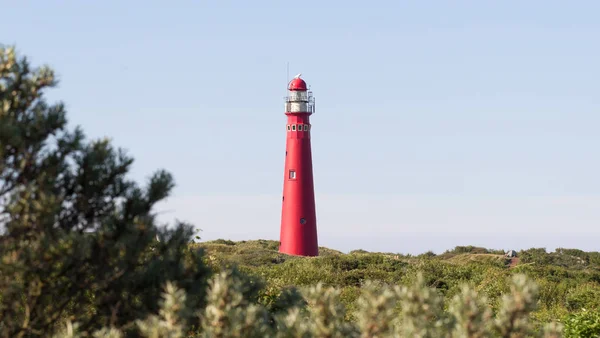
[288,77,307,91]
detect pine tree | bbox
[0,45,210,337]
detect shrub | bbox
[565,284,600,311]
[563,309,600,338]
[51,272,566,337]
[211,239,237,246]
[446,246,490,255]
[0,45,210,336]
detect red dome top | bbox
[288,77,307,91]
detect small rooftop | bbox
[288,74,307,91]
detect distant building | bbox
[505,250,517,258]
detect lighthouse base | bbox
[279,246,319,257]
[279,222,318,257]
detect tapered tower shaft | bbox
[279,75,318,256]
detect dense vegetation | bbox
[197,240,600,335]
[1,45,599,337]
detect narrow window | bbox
[289,170,296,179]
[304,124,309,131]
[292,125,296,131]
[287,125,291,131]
[297,124,303,131]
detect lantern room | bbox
[285,75,315,114]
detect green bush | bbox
[565,284,600,311]
[447,245,491,254]
[51,271,567,337]
[563,310,600,338]
[0,45,210,337]
[211,239,237,246]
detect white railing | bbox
[284,91,315,114]
[285,102,315,114]
[284,91,314,103]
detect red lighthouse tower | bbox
[279,74,319,257]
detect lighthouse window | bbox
[292,125,296,131]
[289,170,296,179]
[287,125,291,131]
[303,125,309,131]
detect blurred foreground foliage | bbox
[2,45,600,337]
[54,269,570,338]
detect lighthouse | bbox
[279,74,319,257]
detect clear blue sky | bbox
[3,1,599,253]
